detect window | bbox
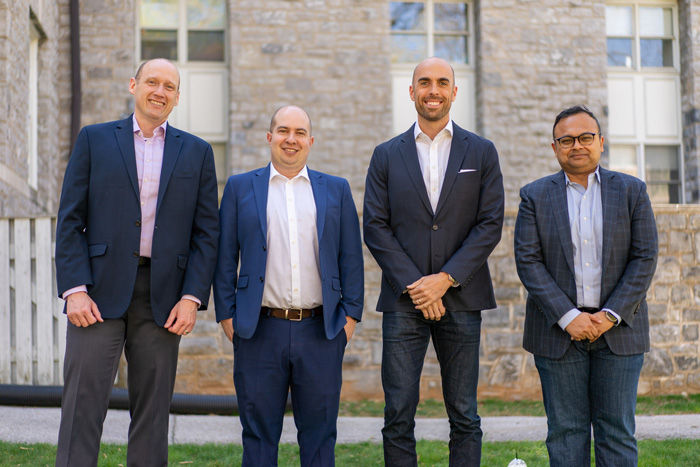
[390,1,471,64]
[606,4,676,69]
[140,0,225,62]
[606,1,682,203]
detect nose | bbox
[572,136,584,149]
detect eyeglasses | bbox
[554,132,600,149]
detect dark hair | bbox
[134,58,180,90]
[269,105,312,134]
[552,105,601,139]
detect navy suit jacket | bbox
[55,116,220,326]
[213,164,364,340]
[363,123,504,312]
[514,168,658,358]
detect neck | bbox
[272,163,302,180]
[135,115,164,139]
[417,116,449,140]
[566,171,594,189]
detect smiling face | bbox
[551,112,604,185]
[409,57,457,130]
[267,106,314,179]
[129,59,180,132]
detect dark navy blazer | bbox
[363,123,505,313]
[55,115,220,326]
[213,164,364,340]
[514,168,658,358]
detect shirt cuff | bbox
[181,294,201,308]
[62,285,88,300]
[558,308,581,331]
[602,308,621,325]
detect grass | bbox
[339,394,700,418]
[4,439,700,466]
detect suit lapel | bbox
[435,125,469,215]
[550,171,576,275]
[600,168,619,273]
[252,165,271,240]
[114,117,140,200]
[156,124,183,215]
[399,125,433,214]
[309,169,327,241]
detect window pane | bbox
[607,38,633,67]
[188,0,226,29]
[391,34,427,63]
[188,31,225,61]
[640,39,673,67]
[435,36,468,64]
[606,6,633,36]
[640,7,673,37]
[648,183,681,204]
[645,145,679,181]
[608,145,638,177]
[140,0,179,29]
[390,2,425,31]
[434,3,467,32]
[141,29,177,60]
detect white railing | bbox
[0,217,65,385]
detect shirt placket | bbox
[286,179,302,307]
[579,184,595,305]
[429,139,440,212]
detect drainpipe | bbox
[69,0,81,148]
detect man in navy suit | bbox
[363,57,504,467]
[55,59,219,467]
[514,106,658,467]
[214,105,364,466]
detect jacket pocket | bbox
[177,255,188,269]
[88,243,108,257]
[332,277,341,291]
[237,275,249,289]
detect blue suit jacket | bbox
[514,168,658,358]
[213,164,364,340]
[363,123,504,312]
[55,116,220,326]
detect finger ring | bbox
[184,331,189,335]
[418,299,422,304]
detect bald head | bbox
[412,57,455,85]
[270,105,312,135]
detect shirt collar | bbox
[564,165,601,186]
[414,119,453,141]
[132,115,167,139]
[269,163,310,183]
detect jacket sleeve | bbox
[338,179,364,321]
[213,176,240,322]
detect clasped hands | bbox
[565,311,614,342]
[406,272,453,321]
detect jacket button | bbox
[133,251,139,257]
[263,245,266,251]
[432,225,438,231]
[134,220,141,227]
[260,277,264,283]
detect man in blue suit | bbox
[55,59,219,467]
[514,106,658,467]
[214,105,364,467]
[363,57,504,467]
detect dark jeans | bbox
[381,310,482,467]
[534,338,644,467]
[233,314,347,467]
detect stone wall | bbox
[175,205,700,400]
[0,0,60,217]
[679,0,700,202]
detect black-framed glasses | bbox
[554,132,600,149]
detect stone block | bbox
[496,256,520,284]
[655,213,686,229]
[488,354,523,385]
[179,337,219,356]
[671,285,692,305]
[682,266,700,281]
[484,332,522,353]
[482,306,510,328]
[654,284,669,301]
[655,256,681,282]
[494,286,522,301]
[670,231,692,253]
[675,356,700,371]
[648,304,668,325]
[683,324,699,341]
[649,324,680,344]
[683,308,700,322]
[641,348,674,377]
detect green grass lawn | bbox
[4,439,700,466]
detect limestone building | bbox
[3,0,700,399]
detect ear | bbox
[174,91,180,107]
[452,86,458,102]
[267,132,273,145]
[128,78,136,96]
[551,142,557,155]
[409,85,415,102]
[308,135,315,147]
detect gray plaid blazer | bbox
[514,167,658,358]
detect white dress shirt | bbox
[414,119,453,213]
[261,165,323,309]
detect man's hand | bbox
[418,298,446,321]
[164,299,198,335]
[66,292,103,327]
[565,313,603,341]
[220,318,234,343]
[588,311,615,342]
[407,272,452,310]
[344,316,357,341]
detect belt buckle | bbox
[285,308,303,321]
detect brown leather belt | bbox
[138,256,151,267]
[261,306,323,321]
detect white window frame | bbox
[27,22,40,190]
[390,0,476,134]
[606,0,684,203]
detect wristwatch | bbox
[605,310,619,326]
[444,272,457,286]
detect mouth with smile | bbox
[149,99,165,107]
[424,99,443,108]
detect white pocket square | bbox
[458,169,477,173]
